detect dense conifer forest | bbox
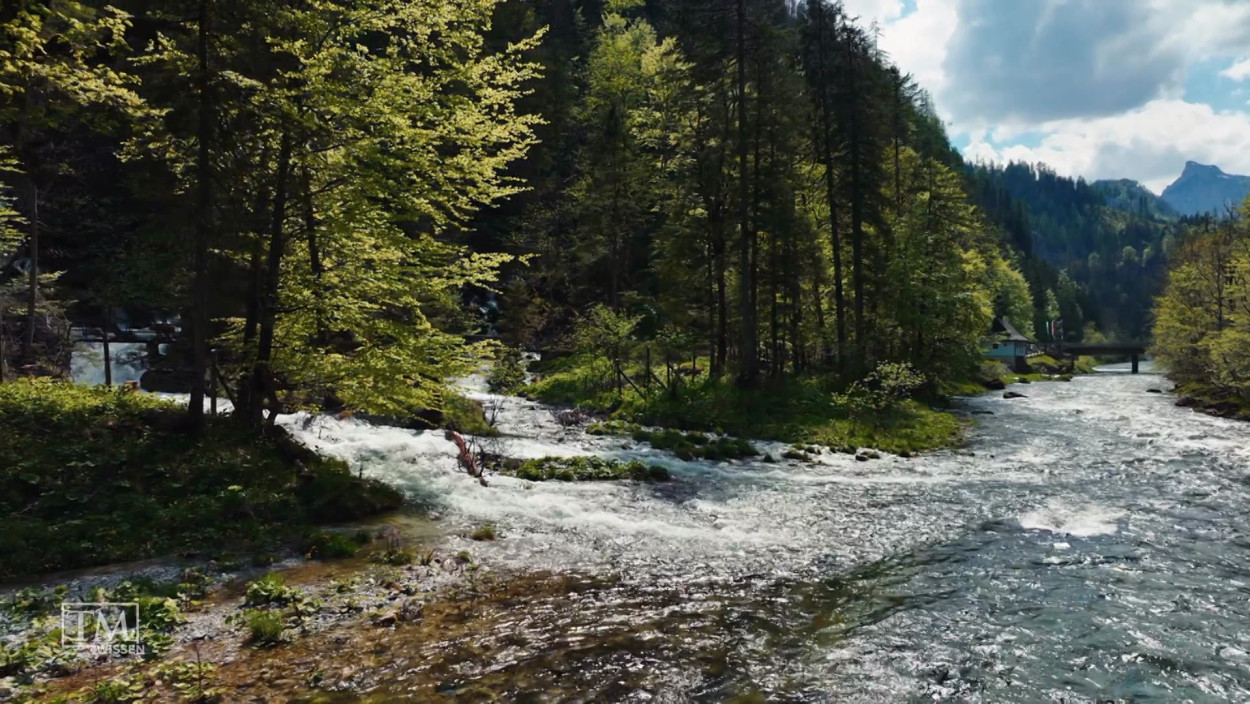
[1,0,1082,420]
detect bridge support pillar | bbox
[1131,353,1139,374]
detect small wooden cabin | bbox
[984,317,1034,372]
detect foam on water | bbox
[1019,499,1127,537]
[271,384,1009,579]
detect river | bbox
[229,364,1248,702]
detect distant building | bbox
[983,317,1034,372]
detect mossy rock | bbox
[632,427,757,462]
[501,456,670,483]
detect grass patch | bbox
[527,355,963,455]
[944,356,1097,397]
[301,531,361,560]
[0,379,404,579]
[242,609,286,647]
[470,524,499,541]
[370,548,416,566]
[496,455,671,482]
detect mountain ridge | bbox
[1159,161,1250,216]
[1090,178,1177,219]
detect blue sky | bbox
[843,0,1250,193]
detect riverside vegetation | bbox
[1154,196,1250,419]
[0,379,402,580]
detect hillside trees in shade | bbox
[966,161,1180,340]
[498,0,1025,388]
[1,0,1041,418]
[1,0,542,429]
[1154,198,1250,396]
[0,0,150,368]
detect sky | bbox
[841,0,1250,193]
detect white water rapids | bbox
[64,356,1250,701]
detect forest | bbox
[0,0,1065,428]
[1154,197,1250,418]
[966,161,1184,342]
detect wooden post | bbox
[209,348,218,416]
[1131,353,1139,375]
[103,308,113,387]
[644,346,651,397]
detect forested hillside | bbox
[965,162,1182,340]
[476,0,1035,388]
[0,0,1046,419]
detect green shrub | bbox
[242,609,285,647]
[628,428,757,462]
[834,362,926,415]
[302,532,359,560]
[443,394,499,437]
[244,574,301,607]
[81,679,134,704]
[487,347,528,394]
[370,549,415,566]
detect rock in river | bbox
[1003,391,1027,399]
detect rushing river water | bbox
[247,364,1250,703]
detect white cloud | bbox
[864,0,1250,185]
[840,0,906,24]
[877,0,959,99]
[963,99,1250,192]
[1224,57,1250,82]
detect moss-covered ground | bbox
[525,355,965,456]
[0,379,403,580]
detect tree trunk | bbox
[735,0,757,386]
[845,30,867,374]
[250,129,293,430]
[0,312,7,382]
[23,182,37,363]
[103,306,113,387]
[813,3,846,374]
[303,164,326,340]
[713,209,728,378]
[189,0,213,431]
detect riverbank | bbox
[523,355,965,455]
[9,366,1250,701]
[0,379,403,581]
[1172,381,1250,421]
[942,355,1099,396]
[1,533,497,702]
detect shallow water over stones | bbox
[245,364,1250,702]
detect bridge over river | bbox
[1053,342,1149,373]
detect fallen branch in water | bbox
[446,430,488,486]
